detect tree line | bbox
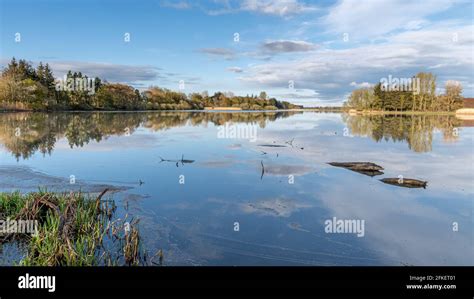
[343,72,464,112]
[0,58,301,111]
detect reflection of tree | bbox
[143,111,297,131]
[343,114,462,153]
[64,113,143,148]
[0,111,300,159]
[408,116,433,152]
[0,113,60,159]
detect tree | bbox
[95,83,141,110]
[413,72,436,111]
[36,62,45,83]
[346,88,377,110]
[2,58,37,81]
[42,64,56,90]
[0,58,333,111]
[0,73,24,104]
[441,81,463,111]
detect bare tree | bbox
[443,80,463,111]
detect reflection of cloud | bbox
[263,164,314,176]
[227,143,242,150]
[54,133,162,152]
[2,111,471,265]
[257,113,474,193]
[241,197,311,217]
[246,112,473,265]
[318,181,473,265]
[199,160,235,168]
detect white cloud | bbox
[199,48,236,60]
[323,0,457,39]
[206,0,318,17]
[240,23,474,104]
[350,81,373,88]
[227,66,244,73]
[261,40,317,53]
[269,88,325,106]
[160,0,191,10]
[241,0,317,16]
[46,61,161,83]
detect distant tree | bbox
[2,58,36,81]
[346,88,377,110]
[441,81,463,111]
[36,63,55,90]
[94,77,102,92]
[413,72,436,111]
[95,83,141,110]
[36,62,45,82]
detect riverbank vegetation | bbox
[0,190,151,266]
[0,58,301,111]
[343,72,464,112]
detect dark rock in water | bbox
[328,162,384,177]
[380,178,428,189]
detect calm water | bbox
[0,111,473,266]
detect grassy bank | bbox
[0,190,155,266]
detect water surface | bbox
[0,111,472,266]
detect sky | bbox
[0,0,473,106]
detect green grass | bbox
[0,190,147,266]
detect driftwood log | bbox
[380,178,428,189]
[328,162,384,177]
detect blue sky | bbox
[0,0,473,106]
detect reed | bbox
[0,190,147,266]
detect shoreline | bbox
[346,110,458,116]
[0,108,306,113]
[1,108,471,115]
